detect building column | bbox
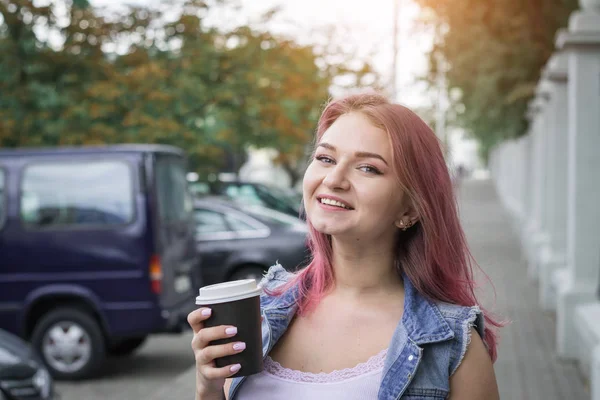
[507,140,524,221]
[517,135,530,229]
[521,104,539,259]
[538,52,569,311]
[526,88,551,281]
[554,0,600,358]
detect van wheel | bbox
[107,336,147,357]
[229,266,265,283]
[31,307,106,380]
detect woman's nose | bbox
[323,165,350,191]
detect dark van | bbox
[0,145,200,380]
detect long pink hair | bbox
[271,92,501,362]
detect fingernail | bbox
[225,327,237,336]
[201,309,211,317]
[233,342,246,351]
[230,364,241,373]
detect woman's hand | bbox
[188,308,247,400]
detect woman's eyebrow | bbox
[317,142,389,166]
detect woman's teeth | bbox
[319,198,350,209]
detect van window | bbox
[156,156,193,223]
[20,161,134,228]
[0,169,5,229]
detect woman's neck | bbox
[329,236,403,299]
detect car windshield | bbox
[222,184,263,206]
[271,185,301,202]
[244,205,305,230]
[261,184,299,202]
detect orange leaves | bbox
[146,91,173,102]
[215,128,234,142]
[86,82,122,101]
[129,62,169,81]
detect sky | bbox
[88,0,434,108]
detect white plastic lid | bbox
[196,279,262,305]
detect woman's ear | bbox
[394,203,419,230]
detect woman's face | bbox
[303,112,408,241]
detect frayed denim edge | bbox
[450,305,482,377]
[258,262,283,289]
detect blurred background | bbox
[1,0,598,399]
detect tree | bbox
[246,23,384,186]
[414,0,578,161]
[0,0,382,183]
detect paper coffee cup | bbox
[196,279,263,377]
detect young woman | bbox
[188,93,501,400]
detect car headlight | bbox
[32,368,51,399]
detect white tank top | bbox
[236,349,387,399]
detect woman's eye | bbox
[316,155,334,164]
[359,165,382,175]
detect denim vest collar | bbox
[229,273,455,400]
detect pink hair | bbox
[270,92,501,362]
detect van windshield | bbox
[155,156,193,224]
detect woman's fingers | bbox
[190,317,244,368]
[188,307,248,396]
[193,325,238,349]
[196,341,246,365]
[189,308,262,334]
[187,308,212,334]
[200,362,242,380]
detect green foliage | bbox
[0,0,380,181]
[414,0,578,161]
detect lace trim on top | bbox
[263,348,388,383]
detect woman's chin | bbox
[311,222,351,236]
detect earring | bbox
[398,220,408,231]
[400,220,414,231]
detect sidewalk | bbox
[155,179,589,399]
[148,365,196,399]
[459,179,587,400]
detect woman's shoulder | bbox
[434,301,485,333]
[431,301,486,375]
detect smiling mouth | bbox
[318,197,354,210]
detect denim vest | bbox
[229,264,485,400]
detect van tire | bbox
[107,336,147,357]
[31,307,106,380]
[229,266,265,283]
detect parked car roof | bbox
[193,196,306,231]
[193,180,303,218]
[0,144,184,157]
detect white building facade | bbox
[489,1,600,398]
